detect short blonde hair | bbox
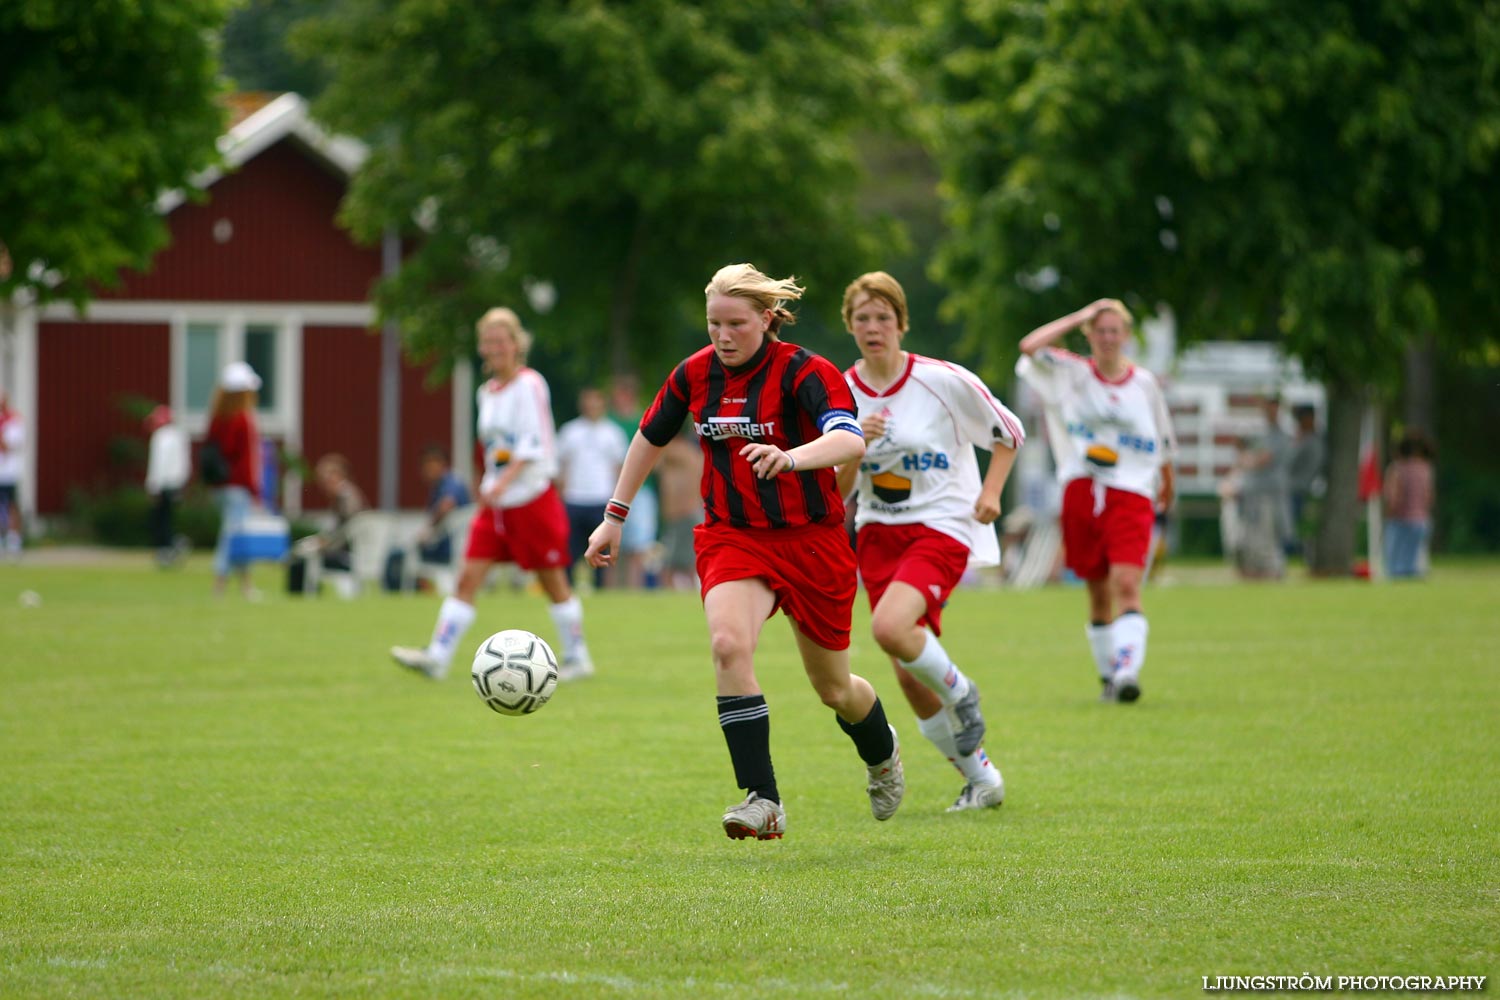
[704,263,804,339]
[1083,299,1134,335]
[476,306,533,360]
[841,271,909,333]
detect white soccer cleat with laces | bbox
[722,792,786,841]
[865,725,905,821]
[391,645,445,680]
[946,778,1006,812]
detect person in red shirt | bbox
[206,361,264,598]
[586,263,904,842]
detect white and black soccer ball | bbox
[470,629,559,716]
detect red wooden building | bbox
[10,93,472,519]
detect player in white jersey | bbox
[1016,299,1176,703]
[836,272,1025,812]
[392,307,593,682]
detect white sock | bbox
[897,630,971,707]
[426,596,477,669]
[1085,622,1115,680]
[1112,612,1149,682]
[916,712,1000,785]
[547,595,587,662]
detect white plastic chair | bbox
[305,510,398,598]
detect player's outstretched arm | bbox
[585,431,664,567]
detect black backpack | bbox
[199,439,231,486]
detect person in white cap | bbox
[206,361,264,598]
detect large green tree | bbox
[0,0,229,306]
[221,0,334,98]
[297,0,908,380]
[923,0,1500,574]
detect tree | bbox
[0,0,229,307]
[921,0,1500,574]
[221,0,334,98]
[295,0,909,380]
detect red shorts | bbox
[465,486,572,571]
[695,520,857,651]
[1061,477,1155,580]
[856,522,969,637]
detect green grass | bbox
[1,558,1496,999]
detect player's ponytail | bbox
[705,264,803,341]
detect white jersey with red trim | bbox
[1015,347,1176,499]
[476,368,558,508]
[846,353,1026,566]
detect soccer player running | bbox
[1016,299,1176,703]
[585,263,904,841]
[392,307,594,682]
[835,272,1025,812]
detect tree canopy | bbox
[0,0,229,306]
[921,0,1500,571]
[297,0,911,380]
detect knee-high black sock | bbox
[717,695,779,804]
[836,697,895,765]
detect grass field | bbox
[1,557,1496,999]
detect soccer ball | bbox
[470,629,559,716]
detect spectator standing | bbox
[656,428,705,591]
[556,387,628,589]
[1383,430,1435,579]
[143,405,191,566]
[1285,403,1325,550]
[608,373,659,587]
[586,263,902,842]
[391,307,594,681]
[206,362,264,598]
[0,390,24,557]
[1238,395,1293,564]
[1017,299,1177,703]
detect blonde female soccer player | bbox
[586,263,903,841]
[1017,299,1176,703]
[392,307,593,681]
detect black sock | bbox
[717,695,778,804]
[836,697,895,766]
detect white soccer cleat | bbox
[391,645,446,680]
[557,652,595,682]
[722,792,786,841]
[865,725,905,821]
[946,778,1006,812]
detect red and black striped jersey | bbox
[639,339,862,530]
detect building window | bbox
[177,315,290,435]
[244,323,278,411]
[185,322,220,411]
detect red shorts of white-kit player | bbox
[465,485,572,571]
[695,520,857,651]
[856,522,969,637]
[1060,476,1155,580]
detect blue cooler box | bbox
[229,512,291,563]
